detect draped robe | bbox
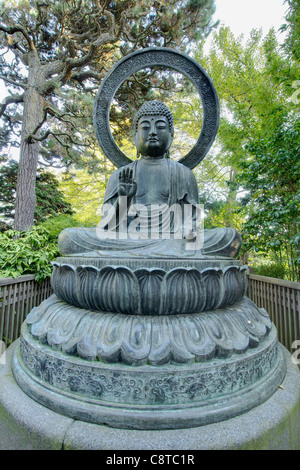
[58,158,241,259]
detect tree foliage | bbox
[281,0,300,61]
[191,25,300,279]
[237,114,300,280]
[59,162,115,226]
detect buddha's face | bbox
[135,114,173,158]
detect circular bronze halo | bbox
[93,47,219,170]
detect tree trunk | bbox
[14,52,44,231]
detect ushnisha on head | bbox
[134,101,174,158]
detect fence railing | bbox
[0,275,52,347]
[247,274,300,352]
[0,273,299,353]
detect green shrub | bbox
[251,261,286,279]
[38,214,81,241]
[0,215,80,281]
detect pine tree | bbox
[0,160,73,229]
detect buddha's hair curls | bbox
[134,101,174,133]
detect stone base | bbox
[1,340,300,450]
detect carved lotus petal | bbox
[148,317,173,365]
[236,301,272,345]
[180,315,216,360]
[61,311,97,356]
[202,313,234,355]
[240,265,248,297]
[201,268,224,311]
[94,313,125,362]
[26,295,54,325]
[167,315,195,363]
[221,266,244,308]
[51,263,80,308]
[75,311,108,360]
[121,316,152,365]
[135,268,166,315]
[46,302,83,349]
[30,298,67,342]
[220,312,250,353]
[76,265,99,310]
[93,266,141,314]
[160,268,205,314]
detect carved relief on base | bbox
[12,323,286,430]
[18,325,280,405]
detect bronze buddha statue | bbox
[58,101,241,259]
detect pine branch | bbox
[24,101,85,142]
[0,23,35,52]
[0,93,24,117]
[70,69,105,85]
[42,60,65,79]
[0,74,27,90]
[26,128,91,148]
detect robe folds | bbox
[58,159,241,259]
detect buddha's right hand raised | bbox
[117,168,137,199]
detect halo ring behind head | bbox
[93,47,219,169]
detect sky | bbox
[213,0,287,37]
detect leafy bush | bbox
[251,261,286,280]
[38,214,81,241]
[0,215,80,281]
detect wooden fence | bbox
[0,275,52,347]
[0,273,299,353]
[247,274,300,352]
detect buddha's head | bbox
[134,101,174,158]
